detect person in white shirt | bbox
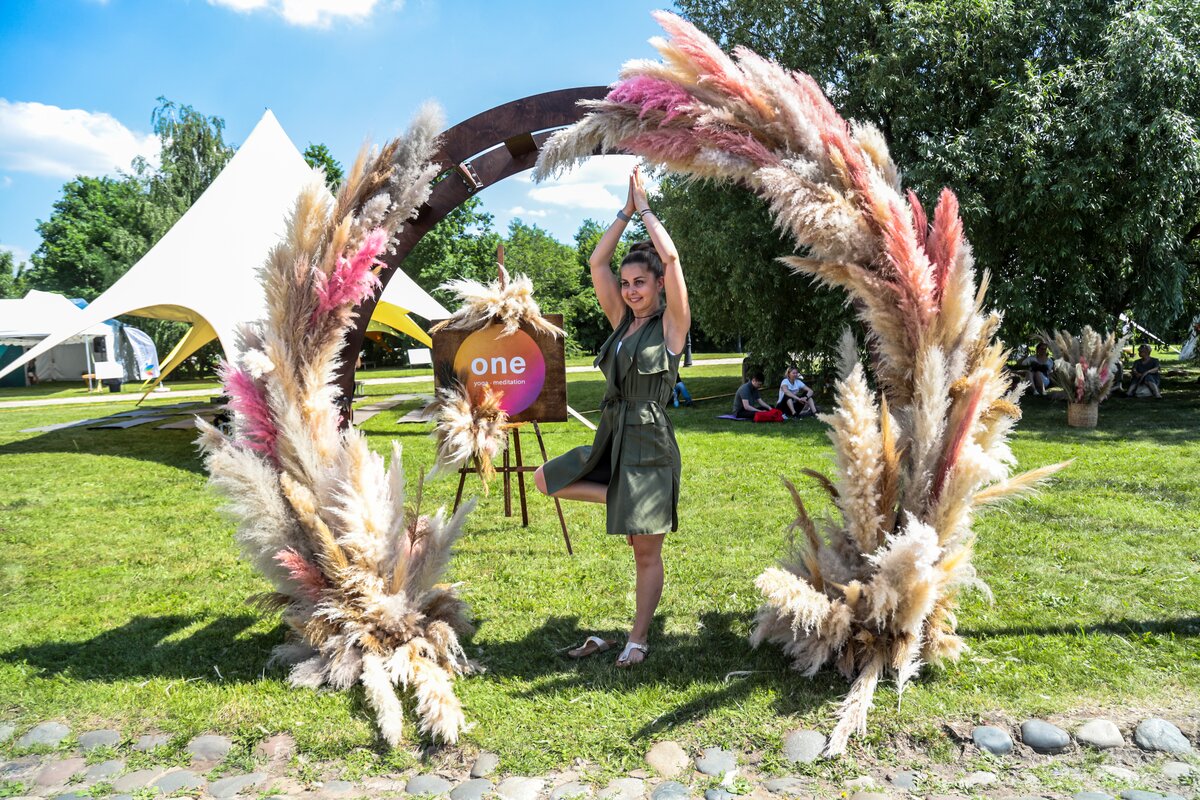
[776,365,817,417]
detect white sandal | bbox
[615,640,649,668]
[567,635,617,659]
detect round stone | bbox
[470,753,499,779]
[1162,761,1193,780]
[85,760,124,781]
[153,769,205,793]
[1077,719,1124,750]
[1100,766,1138,781]
[78,729,121,752]
[112,768,165,792]
[550,781,591,800]
[1120,791,1166,800]
[187,734,234,763]
[1021,720,1072,754]
[1133,719,1193,755]
[849,794,889,800]
[407,774,453,796]
[694,747,735,777]
[210,772,269,798]
[972,725,1013,755]
[322,779,356,796]
[763,777,806,795]
[451,779,494,800]
[960,771,997,788]
[133,733,171,752]
[598,777,645,800]
[782,729,825,764]
[651,781,690,800]
[1073,793,1115,800]
[646,741,690,778]
[255,734,297,761]
[888,771,919,791]
[704,790,732,800]
[495,777,545,800]
[17,722,70,749]
[36,758,86,786]
[54,793,90,800]
[0,724,14,745]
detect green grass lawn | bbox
[1,357,1197,774]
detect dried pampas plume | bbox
[536,12,1068,754]
[1042,326,1127,404]
[433,262,565,339]
[197,105,480,746]
[431,380,508,488]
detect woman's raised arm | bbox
[632,167,689,353]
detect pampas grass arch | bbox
[534,12,1069,755]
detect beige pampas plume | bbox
[433,262,565,339]
[1042,326,1127,404]
[197,105,479,746]
[431,380,508,489]
[534,12,1070,754]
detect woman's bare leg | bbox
[534,465,607,503]
[621,533,664,664]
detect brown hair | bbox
[620,241,663,279]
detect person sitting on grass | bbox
[1126,344,1162,398]
[776,365,817,418]
[1021,342,1054,396]
[733,371,773,419]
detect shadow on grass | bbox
[473,611,845,741]
[0,614,283,683]
[1014,389,1200,444]
[0,423,207,473]
[962,616,1200,639]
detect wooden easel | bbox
[446,244,572,554]
[451,421,572,555]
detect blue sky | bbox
[0,0,668,268]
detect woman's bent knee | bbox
[534,465,548,495]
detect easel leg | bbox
[513,427,529,527]
[534,421,573,555]
[503,434,512,517]
[453,458,474,513]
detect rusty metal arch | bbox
[334,86,609,412]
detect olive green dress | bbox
[542,307,682,536]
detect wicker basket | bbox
[1067,401,1098,428]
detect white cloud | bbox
[0,99,159,179]
[508,206,550,219]
[528,183,621,209]
[523,154,659,211]
[207,0,394,27]
[1,243,31,265]
[1,176,11,188]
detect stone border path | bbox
[2,712,1195,800]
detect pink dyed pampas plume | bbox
[197,104,481,746]
[536,12,1068,754]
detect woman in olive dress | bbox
[534,166,690,668]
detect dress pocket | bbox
[622,405,673,467]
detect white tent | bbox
[0,110,447,389]
[0,290,160,385]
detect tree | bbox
[24,176,157,300]
[403,195,502,301]
[26,97,235,374]
[0,250,26,299]
[143,97,234,224]
[501,219,590,353]
[303,143,344,191]
[654,175,850,378]
[670,0,1200,347]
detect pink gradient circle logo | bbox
[454,325,546,415]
